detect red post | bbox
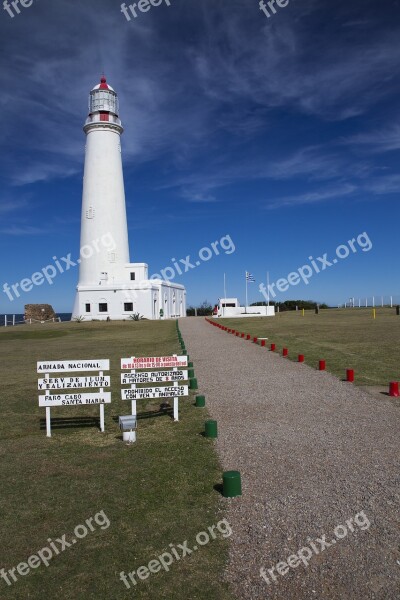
[270,343,276,351]
[282,348,288,357]
[246,334,251,340]
[346,369,355,383]
[298,354,305,363]
[389,382,399,397]
[319,360,326,371]
[241,333,245,338]
[253,337,258,344]
[261,340,266,347]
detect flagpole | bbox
[245,272,248,313]
[223,273,227,317]
[267,271,270,306]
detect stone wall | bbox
[24,304,57,322]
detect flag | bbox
[246,272,255,282]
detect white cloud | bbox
[266,184,357,209]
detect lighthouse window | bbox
[130,272,136,281]
[99,303,108,313]
[85,304,91,313]
[124,303,133,312]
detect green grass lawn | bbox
[215,308,400,386]
[0,320,233,600]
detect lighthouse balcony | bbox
[85,113,122,126]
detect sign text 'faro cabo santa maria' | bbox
[39,393,111,407]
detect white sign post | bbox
[121,355,189,423]
[37,359,111,437]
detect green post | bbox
[190,377,198,390]
[205,420,218,438]
[223,471,242,498]
[188,368,195,379]
[195,394,205,407]
[188,361,194,368]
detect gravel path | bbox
[179,317,400,600]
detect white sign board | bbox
[39,392,112,407]
[122,386,188,400]
[37,358,110,437]
[121,356,188,370]
[37,360,110,373]
[121,371,188,384]
[38,376,110,390]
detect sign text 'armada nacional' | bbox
[37,360,109,372]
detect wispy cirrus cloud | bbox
[344,124,400,154]
[266,183,358,210]
[364,174,400,194]
[0,225,47,236]
[1,0,400,190]
[0,198,30,214]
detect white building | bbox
[72,76,186,321]
[217,298,275,318]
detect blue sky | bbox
[0,0,400,313]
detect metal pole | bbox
[131,399,137,419]
[173,397,179,422]
[223,273,227,317]
[245,272,248,313]
[99,404,105,432]
[46,407,52,438]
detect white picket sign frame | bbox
[121,355,189,422]
[37,360,110,437]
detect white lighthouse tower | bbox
[72,76,186,320]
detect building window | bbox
[124,303,133,312]
[99,303,108,313]
[85,304,91,313]
[130,272,135,281]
